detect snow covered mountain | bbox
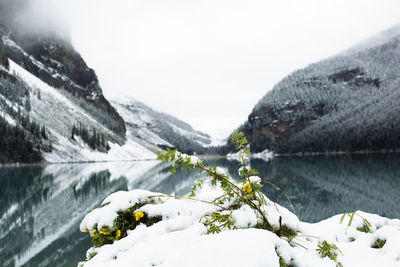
[0,0,125,137]
[111,97,212,155]
[0,58,212,163]
[4,59,156,162]
[0,1,211,163]
[235,23,400,154]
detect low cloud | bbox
[4,0,400,136]
[0,0,69,38]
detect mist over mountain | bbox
[0,0,210,163]
[235,24,400,154]
[0,0,126,136]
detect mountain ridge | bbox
[0,0,127,137]
[0,0,211,163]
[110,96,212,155]
[234,23,400,154]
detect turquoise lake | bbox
[1,154,399,266]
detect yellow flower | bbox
[134,211,144,221]
[90,234,97,239]
[116,230,121,239]
[99,228,110,235]
[242,183,252,194]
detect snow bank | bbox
[251,149,274,161]
[227,149,274,161]
[226,151,240,161]
[78,179,400,267]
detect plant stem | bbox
[196,163,272,229]
[238,150,256,200]
[212,193,228,203]
[148,194,228,211]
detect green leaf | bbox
[339,213,346,224]
[348,213,355,227]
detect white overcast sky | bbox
[48,0,400,137]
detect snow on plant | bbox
[79,132,296,245]
[316,240,343,266]
[78,132,400,267]
[157,131,295,235]
[82,195,163,248]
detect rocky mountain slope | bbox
[237,24,400,154]
[0,0,125,137]
[111,97,212,155]
[0,0,210,163]
[1,52,157,163]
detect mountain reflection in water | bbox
[0,154,399,266]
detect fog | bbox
[0,0,68,37]
[17,0,400,137]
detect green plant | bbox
[84,131,297,255]
[86,201,162,248]
[339,212,355,226]
[203,211,235,234]
[316,240,339,260]
[276,247,294,267]
[316,240,343,266]
[340,212,372,232]
[88,252,97,260]
[372,239,386,249]
[340,212,385,250]
[356,224,371,233]
[157,131,296,235]
[158,132,272,232]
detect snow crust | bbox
[78,178,400,267]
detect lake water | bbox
[1,154,399,266]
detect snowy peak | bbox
[111,97,212,155]
[0,0,125,137]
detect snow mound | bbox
[251,149,274,161]
[78,180,400,267]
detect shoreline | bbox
[2,148,400,167]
